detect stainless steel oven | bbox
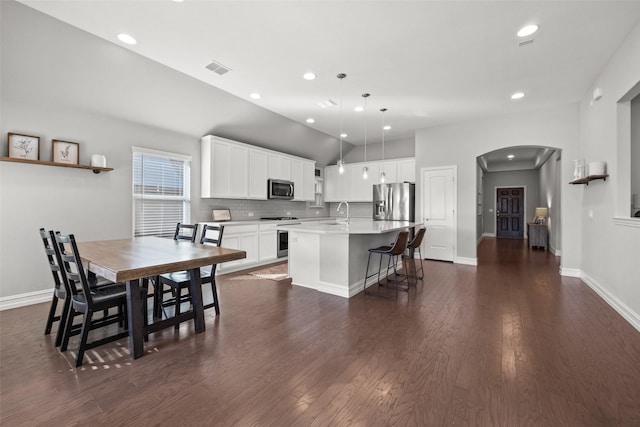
[277,230,288,258]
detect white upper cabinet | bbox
[269,154,292,180]
[349,163,380,202]
[324,157,415,202]
[302,161,315,201]
[248,149,268,199]
[379,161,398,184]
[397,158,416,183]
[324,164,351,202]
[202,135,315,200]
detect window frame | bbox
[131,146,192,238]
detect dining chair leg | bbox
[75,311,93,367]
[211,281,220,315]
[60,307,77,352]
[44,293,59,335]
[174,287,182,330]
[376,253,383,286]
[54,298,71,347]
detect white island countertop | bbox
[277,218,415,235]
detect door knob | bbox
[424,218,430,222]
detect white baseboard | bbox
[550,247,561,256]
[580,271,640,332]
[482,233,495,238]
[455,257,478,266]
[559,267,581,277]
[0,289,51,311]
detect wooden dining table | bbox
[76,236,246,359]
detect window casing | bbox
[132,147,191,238]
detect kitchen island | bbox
[277,219,417,298]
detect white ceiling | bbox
[478,146,555,173]
[19,0,640,146]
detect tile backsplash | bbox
[197,199,373,221]
[198,198,330,221]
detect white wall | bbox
[539,151,562,254]
[578,21,640,328]
[482,170,541,235]
[415,103,581,267]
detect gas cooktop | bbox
[260,216,298,221]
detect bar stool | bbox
[404,227,426,286]
[363,230,410,300]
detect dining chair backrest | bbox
[389,231,410,256]
[53,233,94,306]
[408,227,426,250]
[200,224,224,247]
[174,223,199,242]
[40,228,63,292]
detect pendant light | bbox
[380,108,387,183]
[337,73,347,174]
[362,93,370,179]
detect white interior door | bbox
[421,167,456,261]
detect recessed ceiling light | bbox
[303,72,316,81]
[340,133,348,138]
[508,154,515,160]
[383,125,391,130]
[117,33,137,45]
[517,24,539,38]
[306,118,315,123]
[511,92,525,100]
[250,93,261,100]
[354,106,364,112]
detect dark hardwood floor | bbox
[1,238,639,426]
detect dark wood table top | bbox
[77,236,246,282]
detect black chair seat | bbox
[72,283,145,305]
[160,266,212,283]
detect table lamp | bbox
[535,207,549,224]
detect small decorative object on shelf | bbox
[90,154,107,168]
[572,159,585,180]
[52,139,79,165]
[8,132,40,161]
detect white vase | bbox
[90,154,107,167]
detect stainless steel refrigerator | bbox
[373,183,415,221]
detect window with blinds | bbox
[132,147,191,238]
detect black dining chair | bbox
[41,228,113,347]
[363,230,410,300]
[156,225,224,326]
[152,223,199,318]
[41,228,70,347]
[53,232,148,367]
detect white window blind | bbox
[132,148,191,238]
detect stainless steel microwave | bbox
[268,179,294,200]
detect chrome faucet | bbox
[337,201,350,223]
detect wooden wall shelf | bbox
[0,156,113,173]
[569,174,608,185]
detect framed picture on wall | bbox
[8,133,40,161]
[52,139,79,165]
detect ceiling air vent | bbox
[205,60,231,76]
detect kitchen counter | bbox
[281,219,419,298]
[204,217,333,226]
[277,218,414,234]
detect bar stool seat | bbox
[363,230,410,300]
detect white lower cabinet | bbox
[258,223,278,262]
[215,224,258,273]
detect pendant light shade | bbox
[337,73,347,174]
[380,108,387,183]
[362,93,370,179]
